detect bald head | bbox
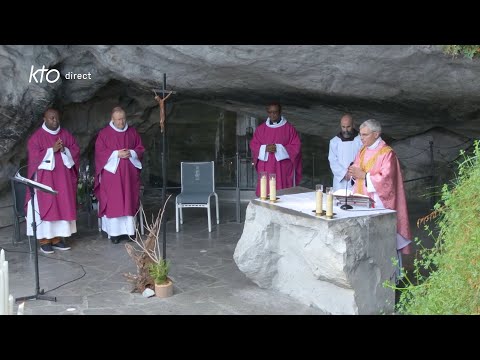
[111,106,126,130]
[340,114,354,138]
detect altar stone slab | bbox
[233,187,397,315]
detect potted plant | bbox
[124,194,174,298]
[148,259,173,298]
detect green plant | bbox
[148,259,170,285]
[77,182,86,204]
[77,163,95,205]
[385,140,480,314]
[124,194,173,291]
[443,45,480,59]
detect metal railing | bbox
[214,153,257,223]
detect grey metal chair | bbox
[10,178,32,251]
[176,161,219,232]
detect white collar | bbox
[42,122,61,135]
[110,121,128,132]
[368,137,382,150]
[266,116,287,128]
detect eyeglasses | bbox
[267,110,279,114]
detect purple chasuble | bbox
[250,121,302,196]
[94,125,145,218]
[25,127,80,221]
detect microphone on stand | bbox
[15,160,51,180]
[340,162,354,210]
[32,160,51,179]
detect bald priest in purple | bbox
[94,107,145,243]
[25,108,80,254]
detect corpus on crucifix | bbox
[154,90,173,133]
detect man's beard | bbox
[342,130,353,138]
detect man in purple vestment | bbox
[25,108,80,254]
[250,103,302,197]
[94,107,145,244]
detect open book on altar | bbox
[333,189,374,207]
[13,173,57,194]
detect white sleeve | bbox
[129,150,142,169]
[38,148,55,171]
[104,151,120,174]
[366,173,386,208]
[328,138,347,181]
[60,147,75,169]
[258,145,269,162]
[274,144,290,161]
[366,172,376,193]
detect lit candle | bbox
[8,295,13,316]
[260,172,267,200]
[17,302,24,315]
[0,269,4,315]
[3,260,8,315]
[315,184,323,214]
[269,174,276,202]
[326,187,334,218]
[0,248,4,314]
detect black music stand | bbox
[11,174,58,302]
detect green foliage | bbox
[443,45,480,59]
[387,140,480,314]
[77,165,95,205]
[148,259,170,285]
[77,182,86,204]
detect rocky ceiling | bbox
[1,45,479,192]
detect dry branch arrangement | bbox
[124,194,173,293]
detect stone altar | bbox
[233,187,397,315]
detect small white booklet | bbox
[333,189,353,197]
[14,173,57,194]
[333,189,370,198]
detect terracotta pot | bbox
[154,277,173,298]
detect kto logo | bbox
[29,65,60,83]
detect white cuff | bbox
[104,151,120,174]
[38,148,55,171]
[366,172,376,193]
[61,148,75,169]
[258,145,268,162]
[274,144,290,161]
[129,150,142,169]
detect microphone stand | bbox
[15,183,56,302]
[13,161,57,302]
[340,163,353,210]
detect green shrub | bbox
[148,259,170,285]
[443,45,480,59]
[389,141,480,314]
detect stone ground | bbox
[1,197,326,315]
[0,189,432,315]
